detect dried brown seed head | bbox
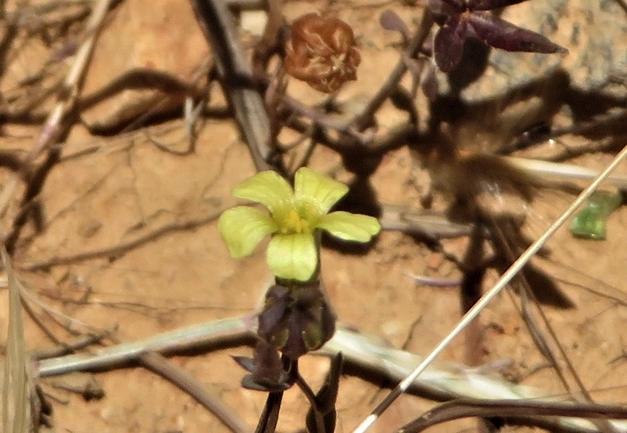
[285,13,361,93]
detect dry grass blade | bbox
[398,399,627,433]
[505,156,627,188]
[30,0,115,160]
[1,245,30,433]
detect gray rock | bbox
[441,0,627,100]
[430,0,627,153]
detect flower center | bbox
[330,53,346,72]
[281,209,311,234]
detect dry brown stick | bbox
[188,0,275,172]
[20,296,62,345]
[252,0,283,73]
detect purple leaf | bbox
[467,0,529,11]
[468,12,567,53]
[420,63,439,100]
[442,0,466,9]
[232,355,256,373]
[257,285,288,344]
[401,52,425,77]
[233,342,292,392]
[434,15,467,72]
[428,0,464,15]
[380,9,410,43]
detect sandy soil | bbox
[2,1,627,433]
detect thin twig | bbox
[350,8,434,131]
[506,156,627,188]
[0,0,114,238]
[144,96,204,155]
[137,351,252,433]
[18,209,226,271]
[31,330,113,360]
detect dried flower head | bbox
[258,283,336,359]
[285,13,361,93]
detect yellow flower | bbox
[218,168,381,281]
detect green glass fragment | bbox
[570,191,623,240]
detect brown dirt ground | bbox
[2,1,627,433]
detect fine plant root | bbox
[18,210,226,271]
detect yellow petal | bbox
[233,171,294,214]
[218,206,278,258]
[294,167,348,215]
[317,211,380,242]
[267,233,318,281]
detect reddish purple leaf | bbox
[429,0,464,16]
[429,0,567,72]
[467,0,529,11]
[434,15,467,72]
[401,53,425,77]
[232,341,292,392]
[232,355,256,373]
[467,12,567,53]
[380,9,410,41]
[420,63,439,100]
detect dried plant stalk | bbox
[33,316,627,433]
[505,156,627,188]
[1,245,30,433]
